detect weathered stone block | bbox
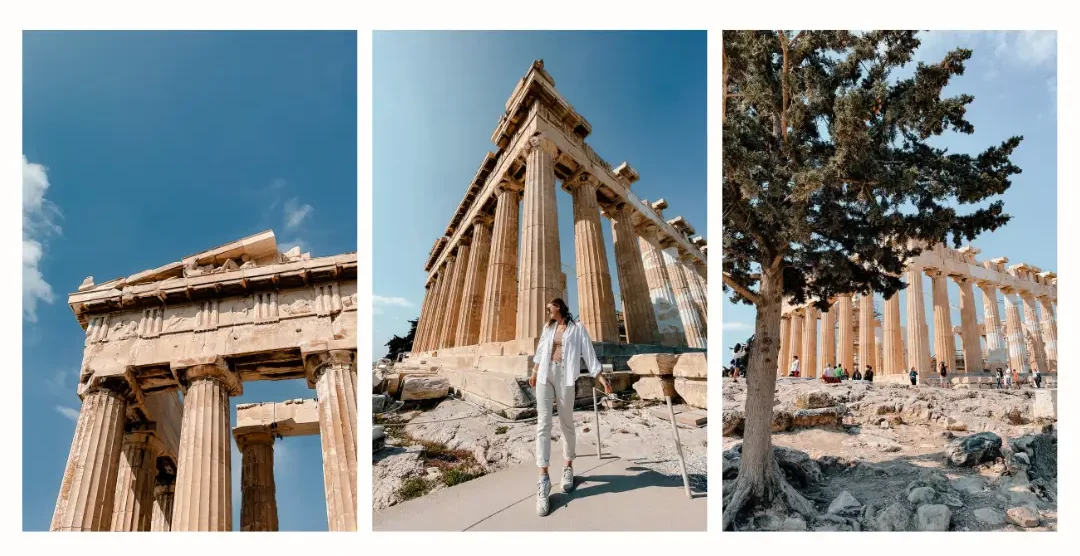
[674,377,707,409]
[650,405,708,427]
[632,375,675,400]
[1033,389,1057,420]
[673,352,707,378]
[627,353,679,376]
[791,406,844,429]
[794,390,835,409]
[400,376,450,401]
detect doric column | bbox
[413,281,435,353]
[438,241,470,349]
[1020,292,1048,372]
[681,261,707,324]
[876,328,885,374]
[606,201,659,344]
[426,257,455,351]
[1001,289,1029,372]
[929,271,954,372]
[304,347,358,532]
[820,306,836,371]
[171,359,241,532]
[837,294,855,374]
[663,243,705,348]
[236,430,278,531]
[150,473,175,532]
[858,293,876,372]
[566,173,619,342]
[905,268,932,378]
[479,181,521,343]
[777,315,791,376]
[953,276,984,372]
[883,293,902,377]
[979,282,1007,368]
[109,429,159,531]
[417,268,443,352]
[50,373,133,531]
[516,134,562,342]
[455,215,493,347]
[801,306,818,378]
[1038,297,1057,371]
[789,309,804,374]
[639,230,686,347]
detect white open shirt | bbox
[532,320,604,387]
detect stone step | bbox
[650,405,707,427]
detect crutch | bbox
[661,379,693,499]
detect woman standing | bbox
[528,298,611,517]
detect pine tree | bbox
[722,30,1022,529]
[384,318,419,361]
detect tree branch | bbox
[723,272,763,305]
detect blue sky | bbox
[721,31,1058,365]
[22,31,356,531]
[372,31,707,355]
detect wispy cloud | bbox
[45,369,76,397]
[24,156,62,322]
[373,295,413,308]
[283,198,314,230]
[993,30,1056,66]
[722,322,751,331]
[915,31,1056,69]
[54,406,79,422]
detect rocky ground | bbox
[374,397,708,511]
[722,378,1057,531]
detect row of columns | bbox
[414,133,707,353]
[777,267,1057,379]
[51,350,358,532]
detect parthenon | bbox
[50,231,358,531]
[778,241,1057,386]
[404,60,708,415]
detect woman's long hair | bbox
[546,298,574,328]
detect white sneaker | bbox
[536,475,551,516]
[561,466,575,492]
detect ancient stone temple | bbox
[404,60,708,416]
[51,231,358,532]
[777,242,1057,386]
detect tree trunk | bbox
[722,264,816,530]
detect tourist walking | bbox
[996,368,1004,389]
[790,355,800,378]
[1034,369,1043,389]
[528,298,610,517]
[1004,368,1013,389]
[909,367,918,386]
[1012,368,1021,390]
[939,362,949,388]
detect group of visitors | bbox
[786,356,874,383]
[989,366,1042,389]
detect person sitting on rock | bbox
[852,367,862,381]
[909,366,918,386]
[864,365,874,383]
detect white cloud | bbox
[23,156,61,322]
[722,322,751,331]
[373,295,413,308]
[54,406,79,422]
[916,31,1055,71]
[283,198,314,230]
[45,369,75,397]
[995,30,1056,66]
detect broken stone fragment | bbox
[627,353,679,376]
[1006,505,1039,528]
[672,352,706,378]
[631,375,675,400]
[916,504,951,531]
[400,376,450,401]
[674,377,707,409]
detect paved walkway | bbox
[373,451,707,531]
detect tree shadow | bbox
[548,465,706,514]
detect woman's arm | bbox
[579,325,603,377]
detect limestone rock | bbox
[722,409,745,437]
[973,507,1006,526]
[771,409,793,433]
[400,376,450,401]
[674,377,707,409]
[632,376,675,400]
[627,353,678,376]
[1033,389,1057,420]
[873,502,911,531]
[915,504,951,531]
[945,416,967,432]
[795,390,835,409]
[781,516,807,531]
[373,394,388,413]
[907,486,937,505]
[672,352,707,378]
[1006,505,1039,528]
[945,432,1002,467]
[950,476,987,495]
[827,490,861,515]
[791,406,844,429]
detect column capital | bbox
[234,429,275,452]
[522,133,559,158]
[171,356,242,396]
[455,236,472,249]
[562,171,600,194]
[470,212,494,229]
[495,178,524,196]
[78,363,142,405]
[302,343,357,388]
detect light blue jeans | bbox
[535,361,576,468]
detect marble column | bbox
[639,231,686,347]
[413,281,435,353]
[663,244,706,348]
[979,282,1007,368]
[171,360,241,532]
[607,202,659,344]
[906,268,932,377]
[479,182,521,343]
[109,430,158,531]
[420,266,449,352]
[438,241,470,349]
[306,348,358,532]
[929,271,954,372]
[567,174,619,343]
[1038,297,1057,371]
[427,258,455,351]
[1020,293,1048,372]
[516,134,563,342]
[236,430,279,532]
[858,293,876,372]
[1002,289,1029,373]
[455,215,493,347]
[820,306,836,371]
[953,276,984,372]
[789,310,804,375]
[837,294,855,374]
[882,293,901,377]
[777,315,791,376]
[50,375,132,531]
[682,262,708,333]
[801,307,818,378]
[150,474,175,532]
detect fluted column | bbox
[110,430,158,531]
[883,293,901,377]
[566,174,619,342]
[837,294,855,374]
[413,281,436,353]
[517,134,562,342]
[777,315,791,376]
[607,202,659,344]
[417,269,445,352]
[953,276,984,372]
[979,282,1007,367]
[1020,293,1048,372]
[858,293,876,372]
[236,430,278,531]
[426,258,455,351]
[820,306,836,371]
[50,376,132,531]
[801,307,818,378]
[479,182,521,343]
[929,271,954,372]
[789,310,804,374]
[876,328,885,374]
[306,348,358,532]
[680,259,708,327]
[455,215,493,347]
[1002,289,1029,372]
[663,244,705,348]
[171,360,241,532]
[905,268,932,378]
[150,476,175,532]
[1038,297,1057,371]
[438,242,470,349]
[639,231,686,347]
